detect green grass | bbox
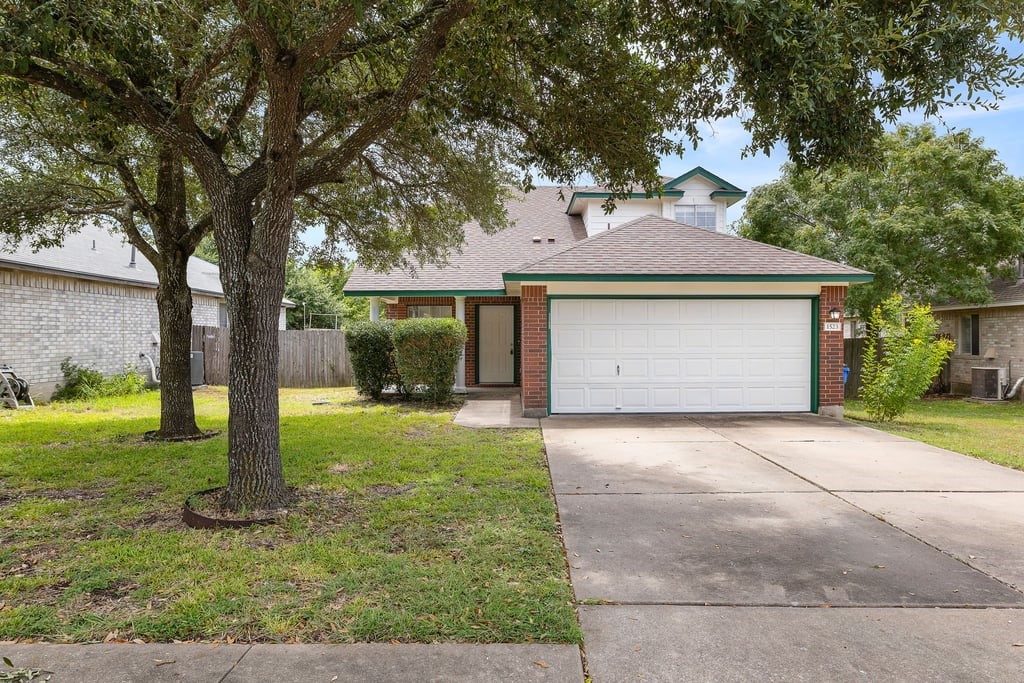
[846,397,1024,471]
[0,388,580,644]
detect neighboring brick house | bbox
[346,167,872,417]
[0,224,288,399]
[933,270,1024,396]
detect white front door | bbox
[549,298,812,413]
[478,305,516,383]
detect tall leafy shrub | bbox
[860,295,955,421]
[392,318,468,403]
[345,320,398,399]
[52,358,148,401]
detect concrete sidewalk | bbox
[0,643,583,682]
[454,389,538,429]
[544,413,1024,681]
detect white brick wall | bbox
[0,268,233,399]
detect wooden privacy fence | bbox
[191,326,353,388]
[843,337,867,399]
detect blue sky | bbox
[676,86,1024,228]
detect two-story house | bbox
[345,167,871,417]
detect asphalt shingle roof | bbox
[508,215,871,278]
[345,186,586,293]
[0,223,225,296]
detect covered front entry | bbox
[476,304,517,384]
[549,298,813,413]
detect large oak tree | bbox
[1,0,1021,509]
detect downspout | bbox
[1004,376,1023,400]
[139,353,160,383]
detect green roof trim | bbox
[503,273,874,284]
[663,166,745,192]
[344,289,507,297]
[566,190,685,215]
[710,190,747,199]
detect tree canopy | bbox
[738,124,1024,315]
[2,1,1022,509]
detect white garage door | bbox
[550,299,812,413]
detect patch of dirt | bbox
[2,546,61,579]
[327,461,374,476]
[61,581,142,615]
[365,484,415,498]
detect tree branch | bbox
[179,24,248,105]
[298,0,474,190]
[119,206,161,265]
[295,7,360,73]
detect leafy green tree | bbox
[2,2,1021,510]
[860,295,955,421]
[0,98,210,439]
[739,124,1024,315]
[284,264,345,329]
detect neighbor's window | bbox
[674,204,717,229]
[958,314,980,355]
[407,305,452,319]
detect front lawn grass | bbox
[846,397,1024,471]
[0,388,580,644]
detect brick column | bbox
[520,285,548,417]
[819,285,848,417]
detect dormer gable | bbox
[565,167,746,237]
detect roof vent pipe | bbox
[91,240,97,251]
[532,236,541,243]
[129,245,137,269]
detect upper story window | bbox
[958,314,979,355]
[407,304,452,319]
[674,204,717,229]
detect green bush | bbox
[346,320,400,399]
[860,294,955,421]
[392,317,468,403]
[52,358,148,402]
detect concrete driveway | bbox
[543,413,1024,681]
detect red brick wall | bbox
[819,286,848,407]
[465,296,520,386]
[520,285,548,414]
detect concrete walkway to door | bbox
[543,413,1024,681]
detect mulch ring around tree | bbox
[183,486,353,531]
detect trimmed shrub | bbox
[392,317,468,403]
[860,294,955,421]
[346,320,400,399]
[52,358,148,401]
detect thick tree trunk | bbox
[218,204,292,512]
[152,251,202,439]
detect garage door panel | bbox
[683,358,713,378]
[651,300,683,322]
[619,358,649,379]
[653,358,682,379]
[619,328,649,349]
[588,328,617,350]
[652,386,682,408]
[620,387,650,409]
[653,328,681,349]
[683,329,713,349]
[553,327,586,351]
[550,298,811,413]
[587,358,618,380]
